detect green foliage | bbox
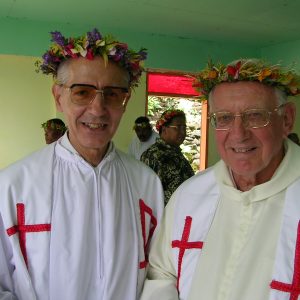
[147,97,162,116]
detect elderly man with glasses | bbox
[141,59,300,300]
[0,29,164,300]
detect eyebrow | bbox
[70,83,96,89]
[69,84,128,92]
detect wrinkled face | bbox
[44,127,63,144]
[161,115,186,146]
[52,57,130,161]
[135,125,152,142]
[210,81,295,183]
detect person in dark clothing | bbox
[141,109,194,205]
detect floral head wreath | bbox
[156,109,185,132]
[193,59,300,100]
[35,28,147,88]
[41,121,67,132]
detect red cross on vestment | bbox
[172,216,204,290]
[6,203,51,267]
[270,220,300,300]
[139,199,157,269]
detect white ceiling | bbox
[1,0,300,47]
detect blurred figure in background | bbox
[128,116,159,160]
[288,132,300,145]
[42,118,67,144]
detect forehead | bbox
[210,81,277,111]
[44,126,56,132]
[169,115,186,124]
[65,56,129,86]
[135,124,150,131]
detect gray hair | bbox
[55,59,72,85]
[55,58,130,87]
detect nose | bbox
[229,115,249,137]
[87,92,107,113]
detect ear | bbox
[122,88,132,112]
[52,84,64,112]
[282,102,296,136]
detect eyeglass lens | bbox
[211,109,271,129]
[69,85,128,108]
[168,125,187,130]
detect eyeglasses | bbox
[167,125,187,131]
[64,84,129,109]
[209,104,285,130]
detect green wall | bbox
[1,18,299,169]
[0,55,54,168]
[0,18,260,70]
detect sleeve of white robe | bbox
[140,197,179,300]
[0,214,17,299]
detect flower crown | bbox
[35,28,147,87]
[41,121,67,132]
[193,59,300,100]
[156,109,185,132]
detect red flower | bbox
[118,43,128,50]
[86,49,94,60]
[227,61,241,79]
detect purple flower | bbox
[113,52,122,62]
[87,28,102,45]
[42,52,52,64]
[50,31,65,46]
[139,49,147,60]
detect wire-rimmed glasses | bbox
[209,104,285,130]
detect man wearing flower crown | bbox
[42,118,67,144]
[0,29,164,300]
[141,58,300,300]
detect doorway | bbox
[146,71,208,172]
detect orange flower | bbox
[208,70,217,79]
[258,69,272,82]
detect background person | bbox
[0,28,164,300]
[141,109,194,205]
[41,118,67,144]
[288,132,300,145]
[128,116,159,160]
[141,59,300,300]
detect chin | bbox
[84,139,110,149]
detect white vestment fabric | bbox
[141,139,300,300]
[0,134,164,300]
[128,131,159,160]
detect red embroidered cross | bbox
[270,220,300,300]
[172,216,204,290]
[6,203,51,267]
[139,199,157,269]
